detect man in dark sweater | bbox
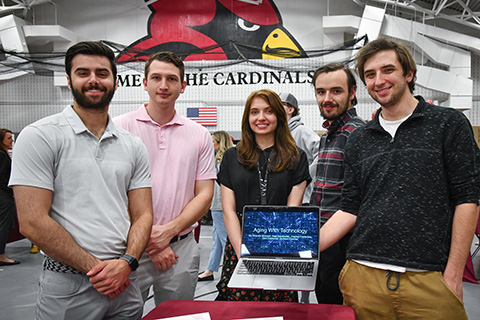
[320,38,480,319]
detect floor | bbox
[1,226,480,319]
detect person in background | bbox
[278,92,320,303]
[215,89,311,302]
[9,41,153,320]
[114,51,216,306]
[0,128,19,266]
[30,243,39,254]
[278,92,320,205]
[320,38,480,319]
[309,62,365,304]
[198,131,234,282]
[0,130,39,256]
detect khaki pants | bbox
[339,260,468,320]
[138,232,200,306]
[36,269,143,320]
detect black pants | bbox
[0,193,15,255]
[315,233,351,304]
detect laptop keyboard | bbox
[238,260,314,276]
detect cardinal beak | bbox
[262,28,303,59]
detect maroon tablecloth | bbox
[142,300,357,320]
[463,252,478,284]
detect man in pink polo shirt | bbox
[114,51,215,306]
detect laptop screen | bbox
[240,206,319,259]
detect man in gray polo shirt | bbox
[9,41,153,320]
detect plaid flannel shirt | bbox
[310,108,365,223]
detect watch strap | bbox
[119,253,139,271]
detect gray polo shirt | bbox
[9,106,151,260]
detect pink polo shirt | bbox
[114,104,216,234]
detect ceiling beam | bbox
[352,0,480,31]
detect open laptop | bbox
[228,205,320,291]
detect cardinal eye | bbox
[238,18,260,32]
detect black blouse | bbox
[217,146,311,214]
[0,149,13,197]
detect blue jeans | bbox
[206,210,227,272]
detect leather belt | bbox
[170,231,191,244]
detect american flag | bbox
[186,107,217,126]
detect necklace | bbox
[257,150,272,205]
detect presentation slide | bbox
[242,210,318,257]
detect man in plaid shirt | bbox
[309,62,365,304]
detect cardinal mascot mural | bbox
[116,0,307,62]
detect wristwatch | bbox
[119,253,139,271]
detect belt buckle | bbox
[170,234,180,244]
[170,231,190,244]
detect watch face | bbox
[121,254,139,271]
[130,258,139,271]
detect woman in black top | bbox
[216,89,311,301]
[0,129,19,265]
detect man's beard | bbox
[320,103,338,120]
[72,85,115,110]
[370,82,408,109]
[320,100,349,121]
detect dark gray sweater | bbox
[341,96,480,271]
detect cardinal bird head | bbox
[192,0,307,60]
[116,0,306,63]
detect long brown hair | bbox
[0,128,12,152]
[212,130,233,163]
[237,89,299,172]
